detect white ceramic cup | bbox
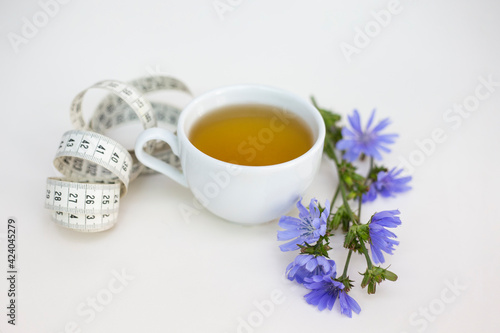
[134,84,325,224]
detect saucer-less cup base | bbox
[134,85,326,224]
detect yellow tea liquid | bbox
[189,104,314,166]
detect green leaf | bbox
[360,266,398,294]
[298,237,331,257]
[344,228,358,250]
[355,224,370,242]
[310,96,341,128]
[323,138,336,160]
[335,276,355,292]
[368,164,389,182]
[329,205,346,230]
[319,108,341,128]
[310,96,343,154]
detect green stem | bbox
[341,249,353,279]
[328,141,359,225]
[339,182,359,224]
[310,96,319,109]
[326,142,375,276]
[329,186,340,213]
[358,239,373,270]
[358,157,374,219]
[356,159,375,271]
[357,193,363,220]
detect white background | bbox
[1,0,500,332]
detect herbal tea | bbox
[188,104,314,166]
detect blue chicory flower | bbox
[303,271,361,317]
[286,254,336,284]
[277,198,329,252]
[339,290,362,318]
[368,210,402,264]
[363,167,412,203]
[336,109,398,162]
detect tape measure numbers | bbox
[45,178,120,232]
[45,76,191,232]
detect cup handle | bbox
[134,128,188,187]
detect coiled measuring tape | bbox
[45,76,191,232]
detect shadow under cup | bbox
[136,85,326,224]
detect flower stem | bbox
[358,239,373,270]
[357,194,362,220]
[327,141,372,273]
[311,96,319,109]
[328,143,359,225]
[339,181,359,225]
[358,157,374,218]
[341,249,353,279]
[330,186,340,213]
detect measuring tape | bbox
[45,76,191,232]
